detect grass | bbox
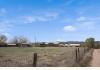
[79,49,94,67]
[0,47,91,67]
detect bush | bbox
[40,42,46,47]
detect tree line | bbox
[0,34,99,48]
[0,34,29,44]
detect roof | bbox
[59,44,80,46]
[69,44,80,46]
[7,44,16,45]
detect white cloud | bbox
[0,8,7,13]
[78,21,95,30]
[21,16,36,23]
[0,21,13,42]
[0,21,14,33]
[63,0,75,6]
[63,25,77,32]
[76,16,86,22]
[62,16,98,33]
[20,12,59,23]
[36,16,48,22]
[75,16,96,30]
[45,12,59,18]
[76,16,100,22]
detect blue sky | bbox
[0,0,100,42]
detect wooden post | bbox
[33,53,37,67]
[75,48,78,62]
[87,47,89,52]
[84,47,85,54]
[77,48,80,61]
[88,47,90,51]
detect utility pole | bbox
[34,34,37,47]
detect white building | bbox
[69,44,80,47]
[59,44,80,47]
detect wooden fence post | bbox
[87,47,89,52]
[75,48,78,62]
[33,53,37,67]
[77,48,80,61]
[84,47,86,54]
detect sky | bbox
[0,0,100,42]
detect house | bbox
[0,43,7,47]
[19,43,31,47]
[59,44,66,47]
[7,44,16,47]
[68,44,80,47]
[59,43,80,47]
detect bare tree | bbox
[9,36,18,44]
[0,34,7,43]
[18,36,29,43]
[9,36,29,44]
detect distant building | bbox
[0,43,7,47]
[18,43,31,47]
[69,44,80,47]
[59,43,80,47]
[7,44,16,47]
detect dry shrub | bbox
[79,49,94,67]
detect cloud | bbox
[77,21,95,30]
[0,8,7,13]
[45,12,59,18]
[20,16,46,23]
[0,21,13,41]
[76,16,86,22]
[75,16,97,30]
[36,16,48,22]
[62,16,98,33]
[20,12,59,23]
[0,21,14,33]
[21,16,36,24]
[63,0,75,6]
[63,25,77,32]
[76,16,100,22]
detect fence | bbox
[0,53,36,67]
[75,47,91,63]
[0,47,91,67]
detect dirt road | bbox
[90,49,100,67]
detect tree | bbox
[9,37,18,44]
[47,43,54,46]
[0,34,7,43]
[85,37,95,48]
[9,36,29,44]
[18,36,29,43]
[40,42,46,47]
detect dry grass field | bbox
[0,47,88,67]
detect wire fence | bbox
[0,47,91,67]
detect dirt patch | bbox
[89,49,100,67]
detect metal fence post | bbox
[33,53,37,67]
